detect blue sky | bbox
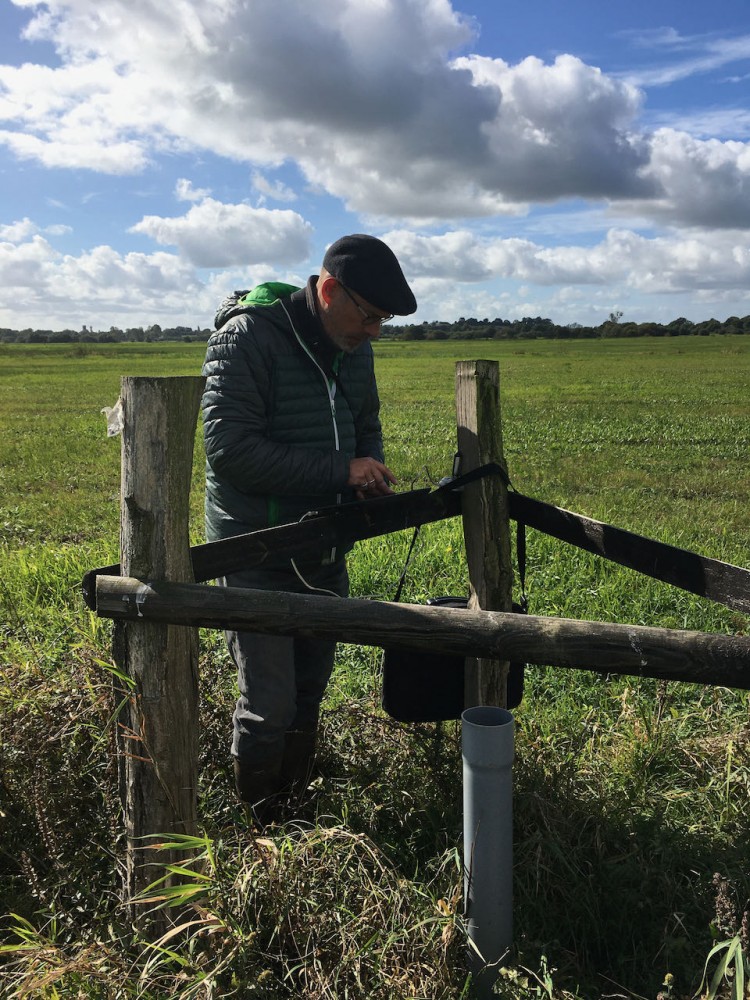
[1,0,749,332]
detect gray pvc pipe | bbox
[462,706,515,997]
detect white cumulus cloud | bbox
[387,227,750,296]
[129,199,314,268]
[252,171,297,203]
[5,0,748,226]
[2,0,750,330]
[0,217,39,241]
[175,178,212,202]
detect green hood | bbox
[238,282,300,307]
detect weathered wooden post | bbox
[455,361,515,993]
[112,375,203,930]
[455,360,513,708]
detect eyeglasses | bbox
[339,284,393,326]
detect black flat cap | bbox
[323,234,417,315]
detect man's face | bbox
[321,281,391,353]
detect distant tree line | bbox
[2,313,750,344]
[0,323,211,344]
[383,312,750,341]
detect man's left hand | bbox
[348,457,397,499]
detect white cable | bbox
[290,558,340,597]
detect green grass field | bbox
[1,336,749,999]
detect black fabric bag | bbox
[381,596,526,723]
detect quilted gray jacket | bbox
[201,282,384,553]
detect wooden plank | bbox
[81,487,459,607]
[455,361,513,707]
[506,492,750,615]
[96,576,750,691]
[113,376,202,930]
[82,476,750,617]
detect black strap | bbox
[392,461,527,610]
[437,461,511,493]
[439,460,527,611]
[516,520,528,613]
[392,526,421,603]
[392,463,506,603]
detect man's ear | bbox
[318,274,339,307]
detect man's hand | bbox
[348,457,398,498]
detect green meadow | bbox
[0,336,748,998]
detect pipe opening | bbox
[462,706,513,728]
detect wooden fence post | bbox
[455,361,513,708]
[112,375,203,930]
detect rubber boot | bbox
[279,728,317,802]
[233,756,283,827]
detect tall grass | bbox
[1,336,748,998]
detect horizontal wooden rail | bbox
[95,576,750,691]
[507,493,750,615]
[82,483,750,616]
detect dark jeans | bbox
[220,560,349,769]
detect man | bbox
[201,234,417,822]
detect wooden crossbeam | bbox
[96,576,750,691]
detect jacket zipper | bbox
[280,302,342,560]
